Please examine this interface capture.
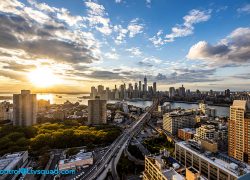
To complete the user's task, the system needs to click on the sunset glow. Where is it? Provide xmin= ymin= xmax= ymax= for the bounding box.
xmin=28 ymin=67 xmax=61 ymax=88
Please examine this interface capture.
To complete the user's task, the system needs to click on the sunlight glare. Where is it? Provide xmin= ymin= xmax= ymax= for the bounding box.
xmin=28 ymin=67 xmax=61 ymax=88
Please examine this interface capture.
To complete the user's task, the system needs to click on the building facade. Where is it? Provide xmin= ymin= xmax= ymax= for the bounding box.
xmin=88 ymin=96 xmax=107 ymax=125
xmin=228 ymin=100 xmax=250 ymax=164
xmin=175 ymin=141 xmax=250 ymax=180
xmin=13 ymin=90 xmax=37 ymax=126
xmin=163 ymin=110 xmax=196 ymax=135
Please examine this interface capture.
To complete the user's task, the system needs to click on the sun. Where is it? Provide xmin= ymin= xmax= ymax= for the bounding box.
xmin=28 ymin=67 xmax=61 ymax=88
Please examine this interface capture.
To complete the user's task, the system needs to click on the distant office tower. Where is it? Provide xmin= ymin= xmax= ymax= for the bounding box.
xmin=90 ymin=86 xmax=97 ymax=99
xmin=144 ymin=76 xmax=147 ymax=92
xmin=139 ymin=81 xmax=142 ymax=92
xmin=225 ymin=89 xmax=230 ymax=97
xmin=97 ymin=85 xmax=104 ymax=95
xmin=179 ymin=84 xmax=185 ymax=97
xmin=169 ymin=87 xmax=175 ymax=97
xmin=228 ymin=100 xmax=250 ymax=163
xmin=88 ymin=96 xmax=107 ymax=125
xmin=153 ymin=82 xmax=156 ymax=94
xmin=13 ymin=90 xmax=37 ymax=126
xmin=142 ymin=84 xmax=146 ymax=93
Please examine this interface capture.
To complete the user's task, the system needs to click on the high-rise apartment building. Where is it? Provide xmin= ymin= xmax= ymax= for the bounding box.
xmin=13 ymin=90 xmax=37 ymax=126
xmin=228 ymin=100 xmax=250 ymax=163
xmin=88 ymin=96 xmax=107 ymax=125
xmin=0 ymin=101 xmax=12 ymax=121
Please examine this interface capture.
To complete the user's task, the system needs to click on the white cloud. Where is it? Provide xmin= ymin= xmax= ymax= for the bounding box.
xmin=126 ymin=47 xmax=142 ymax=56
xmin=114 ymin=25 xmax=128 ymax=44
xmin=150 ymin=9 xmax=211 ymax=46
xmin=56 ymin=8 xmax=83 ymax=26
xmin=85 ymin=1 xmax=105 ymax=16
xmin=237 ymin=4 xmax=250 ymax=14
xmin=104 ymin=52 xmax=119 ymax=60
xmin=187 ymin=27 xmax=250 ymax=66
xmin=115 ymin=0 xmax=122 ymax=3
xmin=0 ymin=0 xmax=24 ymax=14
xmin=165 ymin=9 xmax=211 ymax=42
xmin=84 ymin=1 xmax=112 ymax=35
xmin=27 ymin=0 xmax=57 ymax=13
xmin=142 ymin=57 xmax=162 ymax=64
xmin=127 ymin=18 xmax=144 ymax=37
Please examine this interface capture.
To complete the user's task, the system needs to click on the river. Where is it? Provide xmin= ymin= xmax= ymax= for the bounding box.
xmin=0 ymin=93 xmax=229 ymax=117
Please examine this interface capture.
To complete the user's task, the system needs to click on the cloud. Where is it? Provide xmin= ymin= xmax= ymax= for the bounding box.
xmin=114 ymin=19 xmax=144 ymax=44
xmin=115 ymin=0 xmax=122 ymax=3
xmin=0 ymin=1 xmax=101 ymax=64
xmin=231 ymin=73 xmax=250 ymax=79
xmin=104 ymin=52 xmax=119 ymax=60
xmin=2 ymin=61 xmax=36 ymax=72
xmin=0 ymin=69 xmax=27 ymax=82
xmin=127 ymin=18 xmax=144 ymax=37
xmin=187 ymin=27 xmax=250 ymax=66
xmin=126 ymin=47 xmax=142 ymax=56
xmin=84 ymin=1 xmax=112 ymax=35
xmin=138 ymin=56 xmax=162 ymax=67
xmin=155 ymin=68 xmax=220 ymax=84
xmin=237 ymin=4 xmax=250 ymax=14
xmin=150 ymin=9 xmax=211 ymax=46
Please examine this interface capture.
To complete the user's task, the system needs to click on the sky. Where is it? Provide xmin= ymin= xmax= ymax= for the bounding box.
xmin=0 ymin=0 xmax=250 ymax=93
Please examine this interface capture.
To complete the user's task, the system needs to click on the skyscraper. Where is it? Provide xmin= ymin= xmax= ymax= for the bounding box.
xmin=139 ymin=81 xmax=142 ymax=92
xmin=228 ymin=100 xmax=250 ymax=163
xmin=169 ymin=87 xmax=175 ymax=97
xmin=97 ymin=85 xmax=104 ymax=95
xmin=179 ymin=84 xmax=185 ymax=97
xmin=90 ymin=86 xmax=97 ymax=99
xmin=153 ymin=82 xmax=156 ymax=94
xmin=88 ymin=96 xmax=107 ymax=125
xmin=13 ymin=90 xmax=37 ymax=126
xmin=144 ymin=76 xmax=147 ymax=92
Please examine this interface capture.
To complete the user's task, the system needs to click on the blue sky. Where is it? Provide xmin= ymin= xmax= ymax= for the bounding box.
xmin=0 ymin=0 xmax=249 ymax=92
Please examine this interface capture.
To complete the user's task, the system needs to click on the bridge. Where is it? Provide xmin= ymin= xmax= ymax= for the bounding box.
xmin=75 ymin=98 xmax=160 ymax=180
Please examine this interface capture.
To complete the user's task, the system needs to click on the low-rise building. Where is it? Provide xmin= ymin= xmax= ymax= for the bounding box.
xmin=0 ymin=151 xmax=28 ymax=180
xmin=114 ymin=113 xmax=124 ymax=123
xmin=194 ymin=125 xmax=216 ymax=141
xmin=178 ymin=128 xmax=195 ymax=141
xmin=143 ymin=153 xmax=185 ymax=180
xmin=58 ymin=151 xmax=93 ymax=171
xmin=163 ymin=110 xmax=196 ymax=135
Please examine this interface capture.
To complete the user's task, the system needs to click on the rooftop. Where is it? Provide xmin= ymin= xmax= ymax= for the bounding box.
xmin=59 ymin=151 xmax=93 ymax=165
xmin=166 ymin=110 xmax=194 ymax=117
xmin=231 ymin=100 xmax=250 ymax=110
xmin=0 ymin=151 xmax=27 ymax=170
xmin=147 ymin=153 xmax=185 ymax=180
xmin=177 ymin=141 xmax=250 ymax=178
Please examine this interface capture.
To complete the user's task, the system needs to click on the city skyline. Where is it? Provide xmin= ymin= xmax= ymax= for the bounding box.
xmin=0 ymin=0 xmax=250 ymax=93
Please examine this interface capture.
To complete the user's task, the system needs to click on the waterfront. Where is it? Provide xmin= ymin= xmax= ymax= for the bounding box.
xmin=1 ymin=93 xmax=229 ymax=117
xmin=168 ymin=102 xmax=229 ymax=117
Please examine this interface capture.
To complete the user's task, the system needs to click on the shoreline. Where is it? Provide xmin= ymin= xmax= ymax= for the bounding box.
xmin=166 ymin=101 xmax=230 ymax=107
